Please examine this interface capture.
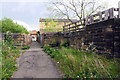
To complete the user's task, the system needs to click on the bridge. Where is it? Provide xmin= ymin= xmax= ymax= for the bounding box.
xmin=39 ymin=8 xmax=120 ymax=58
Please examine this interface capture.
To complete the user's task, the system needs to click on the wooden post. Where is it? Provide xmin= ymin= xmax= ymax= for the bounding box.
xmin=63 ymin=26 xmax=65 ymax=31
xmin=118 ymin=7 xmax=120 ymax=18
xmin=75 ymin=23 xmax=77 ymax=32
xmin=90 ymin=15 xmax=94 ymax=24
xmin=99 ymin=12 xmax=102 ymax=21
xmin=69 ymin=24 xmax=70 ymax=33
xmin=109 ymin=8 xmax=114 ymax=19
xmin=85 ymin=17 xmax=88 ymax=25
xmin=118 ymin=1 xmax=120 ymax=18
xmin=104 ymin=10 xmax=109 ymax=20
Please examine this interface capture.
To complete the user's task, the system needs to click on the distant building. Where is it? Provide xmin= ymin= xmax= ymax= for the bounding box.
xmin=29 ymin=30 xmax=37 ymax=41
xmin=39 ymin=18 xmax=78 ymax=34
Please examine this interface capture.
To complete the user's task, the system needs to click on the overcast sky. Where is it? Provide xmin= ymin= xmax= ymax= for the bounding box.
xmin=0 ymin=0 xmax=120 ymax=31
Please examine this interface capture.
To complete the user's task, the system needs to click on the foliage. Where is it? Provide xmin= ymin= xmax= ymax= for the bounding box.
xmin=44 ymin=18 xmax=63 ymax=32
xmin=43 ymin=46 xmax=120 ymax=78
xmin=88 ymin=42 xmax=96 ymax=51
xmin=61 ymin=41 xmax=70 ymax=47
xmin=21 ymin=46 xmax=30 ymax=50
xmin=0 ymin=43 xmax=2 ymax=79
xmin=4 ymin=31 xmax=13 ymax=46
xmin=2 ymin=33 xmax=21 ymax=78
xmin=1 ymin=18 xmax=29 ymax=34
xmin=43 ymin=45 xmax=60 ymax=58
xmin=43 ymin=45 xmax=55 ymax=54
xmin=37 ymin=31 xmax=40 ymax=36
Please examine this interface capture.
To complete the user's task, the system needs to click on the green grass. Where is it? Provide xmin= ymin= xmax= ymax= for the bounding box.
xmin=43 ymin=46 xmax=120 ymax=78
xmin=21 ymin=46 xmax=30 ymax=50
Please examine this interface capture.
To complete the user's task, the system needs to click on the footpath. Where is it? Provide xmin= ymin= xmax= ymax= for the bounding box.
xmin=13 ymin=42 xmax=62 ymax=78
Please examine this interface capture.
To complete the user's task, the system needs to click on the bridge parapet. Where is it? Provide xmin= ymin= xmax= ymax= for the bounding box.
xmin=63 ymin=8 xmax=120 ymax=32
xmin=39 ymin=8 xmax=120 ymax=58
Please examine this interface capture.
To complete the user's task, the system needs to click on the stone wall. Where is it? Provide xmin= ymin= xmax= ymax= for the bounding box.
xmin=38 ymin=19 xmax=120 ymax=58
xmin=3 ymin=33 xmax=32 ymax=46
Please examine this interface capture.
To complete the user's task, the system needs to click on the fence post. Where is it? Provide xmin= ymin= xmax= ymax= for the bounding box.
xmin=118 ymin=1 xmax=120 ymax=18
xmin=85 ymin=17 xmax=88 ymax=26
xmin=109 ymin=8 xmax=114 ymax=19
xmin=104 ymin=10 xmax=109 ymax=20
xmin=75 ymin=23 xmax=77 ymax=32
xmin=118 ymin=7 xmax=120 ymax=18
xmin=99 ymin=12 xmax=102 ymax=21
xmin=69 ymin=24 xmax=70 ymax=33
xmin=63 ymin=26 xmax=65 ymax=31
xmin=90 ymin=15 xmax=94 ymax=23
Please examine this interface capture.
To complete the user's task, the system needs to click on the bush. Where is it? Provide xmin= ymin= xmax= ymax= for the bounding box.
xmin=43 ymin=45 xmax=59 ymax=56
xmin=21 ymin=46 xmax=30 ymax=50
xmin=61 ymin=41 xmax=70 ymax=47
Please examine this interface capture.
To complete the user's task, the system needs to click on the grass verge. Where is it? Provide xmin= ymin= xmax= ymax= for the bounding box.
xmin=2 ymin=41 xmax=21 ymax=78
xmin=43 ymin=46 xmax=120 ymax=78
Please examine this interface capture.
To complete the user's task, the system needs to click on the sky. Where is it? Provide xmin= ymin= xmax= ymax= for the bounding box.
xmin=0 ymin=0 xmax=120 ymax=31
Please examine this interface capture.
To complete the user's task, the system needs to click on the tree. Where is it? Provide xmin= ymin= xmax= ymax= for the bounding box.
xmin=44 ymin=18 xmax=63 ymax=32
xmin=1 ymin=18 xmax=29 ymax=34
xmin=37 ymin=31 xmax=40 ymax=36
xmin=48 ymin=0 xmax=107 ymax=22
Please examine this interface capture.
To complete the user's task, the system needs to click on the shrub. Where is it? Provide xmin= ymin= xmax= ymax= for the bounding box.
xmin=43 ymin=45 xmax=59 ymax=56
xmin=21 ymin=46 xmax=30 ymax=50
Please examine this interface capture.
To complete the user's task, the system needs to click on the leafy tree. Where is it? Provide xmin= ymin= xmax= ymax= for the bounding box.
xmin=37 ymin=31 xmax=40 ymax=34
xmin=37 ymin=31 xmax=40 ymax=36
xmin=1 ymin=18 xmax=29 ymax=34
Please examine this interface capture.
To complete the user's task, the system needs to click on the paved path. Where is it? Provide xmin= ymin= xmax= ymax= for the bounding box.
xmin=13 ymin=42 xmax=62 ymax=78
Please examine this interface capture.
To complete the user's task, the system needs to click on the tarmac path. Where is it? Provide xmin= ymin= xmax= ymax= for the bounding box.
xmin=13 ymin=42 xmax=62 ymax=78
